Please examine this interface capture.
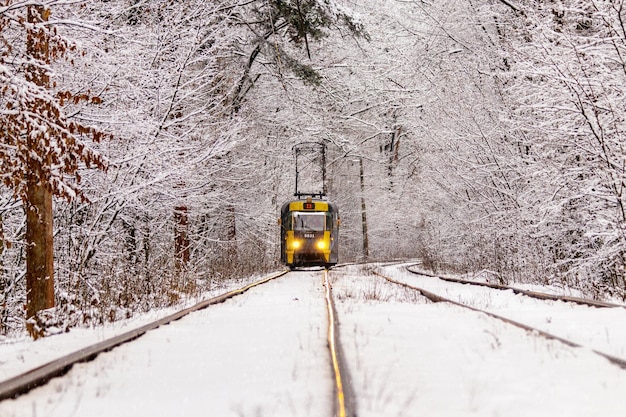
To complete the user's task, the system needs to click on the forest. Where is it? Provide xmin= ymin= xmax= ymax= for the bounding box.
xmin=1 ymin=0 xmax=625 ymax=337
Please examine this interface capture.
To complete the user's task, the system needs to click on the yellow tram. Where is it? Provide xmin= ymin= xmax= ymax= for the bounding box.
xmin=280 ymin=197 xmax=339 ymax=269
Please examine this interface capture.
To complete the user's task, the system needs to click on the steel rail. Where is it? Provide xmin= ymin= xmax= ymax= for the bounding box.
xmin=0 ymin=270 xmax=289 ymax=402
xmin=406 ymin=266 xmax=625 ymax=309
xmin=323 ymin=269 xmax=357 ymax=417
xmin=374 ymin=271 xmax=626 ymax=370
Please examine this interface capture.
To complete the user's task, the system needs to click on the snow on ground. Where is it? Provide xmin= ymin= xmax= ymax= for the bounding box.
xmin=2 ymin=264 xmax=626 ymax=416
xmin=0 ymin=272 xmax=331 ymax=417
xmin=381 ymin=265 xmax=626 ymax=359
xmin=0 ymin=276 xmax=263 ymax=383
xmin=333 ymin=265 xmax=626 ymax=417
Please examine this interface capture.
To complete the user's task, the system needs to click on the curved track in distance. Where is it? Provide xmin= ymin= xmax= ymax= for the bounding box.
xmin=406 ymin=265 xmax=625 ymax=309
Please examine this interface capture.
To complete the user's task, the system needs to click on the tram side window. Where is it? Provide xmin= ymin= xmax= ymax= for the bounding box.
xmin=326 ymin=213 xmax=333 ymax=231
xmin=284 ymin=213 xmax=292 ymax=231
xmin=293 ymin=212 xmax=325 ymax=231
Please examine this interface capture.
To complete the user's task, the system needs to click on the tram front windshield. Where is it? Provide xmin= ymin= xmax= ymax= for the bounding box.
xmin=293 ymin=212 xmax=325 ymax=231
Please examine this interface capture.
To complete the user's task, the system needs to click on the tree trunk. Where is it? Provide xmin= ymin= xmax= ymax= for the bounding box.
xmin=25 ymin=5 xmax=55 ymax=337
xmin=359 ymin=158 xmax=369 ymax=260
xmin=174 ymin=205 xmax=190 ymax=272
xmin=225 ymin=204 xmax=237 ymax=262
xmin=0 ymin=212 xmax=4 ymax=304
xmin=25 ymin=180 xmax=55 ymax=324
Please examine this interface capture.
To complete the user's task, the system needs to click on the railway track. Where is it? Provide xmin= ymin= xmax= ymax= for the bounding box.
xmin=374 ymin=268 xmax=626 ymax=370
xmin=405 ymin=265 xmax=625 ymax=309
xmin=0 ymin=270 xmax=289 ymax=402
xmin=1 ymin=268 xmax=356 ymax=417
xmin=328 ymin=264 xmax=626 ymax=416
xmin=4 ymin=263 xmax=623 ymax=416
xmin=323 ymin=269 xmax=356 ymax=417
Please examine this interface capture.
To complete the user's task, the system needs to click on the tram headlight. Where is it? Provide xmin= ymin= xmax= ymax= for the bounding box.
xmin=316 ymin=240 xmax=327 ymax=250
xmin=291 ymin=240 xmax=302 ymax=250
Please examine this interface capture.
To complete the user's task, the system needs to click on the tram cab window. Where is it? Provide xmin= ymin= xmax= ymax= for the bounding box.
xmin=292 ymin=212 xmax=325 ymax=231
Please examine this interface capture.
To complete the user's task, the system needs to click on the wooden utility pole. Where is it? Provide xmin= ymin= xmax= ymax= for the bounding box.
xmin=25 ymin=5 xmax=55 ymax=334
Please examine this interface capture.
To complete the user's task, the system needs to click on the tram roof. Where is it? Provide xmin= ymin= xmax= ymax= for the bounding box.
xmin=281 ymin=199 xmax=338 ymax=215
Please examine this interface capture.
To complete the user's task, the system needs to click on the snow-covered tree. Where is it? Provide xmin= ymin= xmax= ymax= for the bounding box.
xmin=1 ymin=2 xmax=107 ymax=337
xmin=499 ymin=0 xmax=626 ymax=294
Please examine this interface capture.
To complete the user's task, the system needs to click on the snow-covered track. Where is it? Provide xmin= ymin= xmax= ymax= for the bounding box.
xmin=374 ymin=271 xmax=626 ymax=370
xmin=406 ymin=266 xmax=625 ymax=309
xmin=0 ymin=270 xmax=288 ymax=402
xmin=323 ymin=269 xmax=357 ymax=417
